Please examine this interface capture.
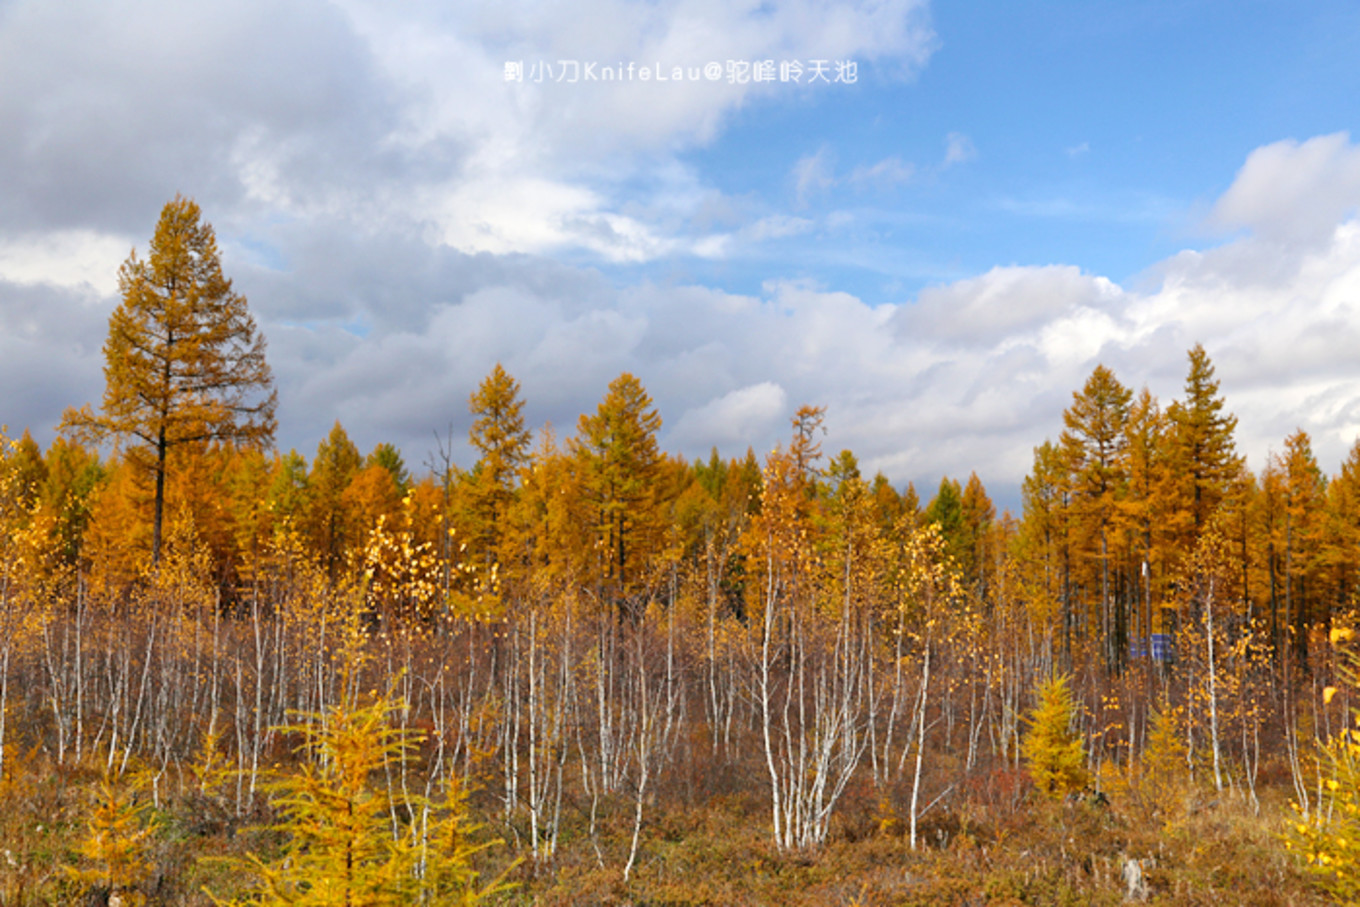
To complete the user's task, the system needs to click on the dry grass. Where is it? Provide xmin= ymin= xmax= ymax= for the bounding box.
xmin=0 ymin=751 xmax=1332 ymax=906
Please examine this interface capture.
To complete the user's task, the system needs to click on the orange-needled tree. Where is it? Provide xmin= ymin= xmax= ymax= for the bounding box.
xmin=64 ymin=195 xmax=276 ymax=564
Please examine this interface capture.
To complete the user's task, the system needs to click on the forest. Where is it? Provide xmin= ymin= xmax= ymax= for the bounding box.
xmin=2 ymin=199 xmax=1358 ymax=905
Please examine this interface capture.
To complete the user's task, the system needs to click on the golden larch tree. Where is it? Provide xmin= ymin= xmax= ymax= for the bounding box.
xmin=64 ymin=195 xmax=275 ymax=564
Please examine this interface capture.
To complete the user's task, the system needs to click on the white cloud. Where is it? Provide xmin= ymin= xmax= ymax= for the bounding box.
xmin=669 ymin=382 xmax=789 ymax=450
xmin=0 ymin=0 xmax=938 ymax=266
xmin=849 ymin=156 xmax=916 ymax=187
xmin=792 ymin=147 xmax=837 ymax=207
xmin=943 ymin=131 xmax=976 ymax=167
xmin=329 ymin=0 xmax=937 ymax=259
xmin=1210 ymin=132 xmax=1360 ymax=247
xmin=0 ymin=230 xmax=132 ymax=295
xmin=741 ymin=215 xmax=815 ymax=242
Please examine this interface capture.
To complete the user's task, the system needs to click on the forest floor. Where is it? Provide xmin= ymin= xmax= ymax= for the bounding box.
xmin=0 ymin=754 xmax=1329 ymax=906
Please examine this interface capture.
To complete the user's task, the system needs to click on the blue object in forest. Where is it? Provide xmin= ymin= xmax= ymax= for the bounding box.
xmin=1129 ymin=638 xmax=1149 ymax=659
xmin=1150 ymin=633 xmax=1173 ymax=663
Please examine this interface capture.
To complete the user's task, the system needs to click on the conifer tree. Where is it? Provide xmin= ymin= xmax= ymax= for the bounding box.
xmin=572 ymin=373 xmax=666 ymax=609
xmin=63 ymin=195 xmax=275 ymax=564
xmin=211 ymin=689 xmax=502 ymax=905
xmin=465 ymin=363 xmax=531 ymax=569
xmin=1022 ymin=673 xmax=1089 ymax=797
xmin=365 ymin=443 xmax=410 ymax=494
xmin=66 ymin=778 xmax=154 ymax=906
xmin=306 ymin=421 xmax=362 ymax=579
xmin=925 ymin=476 xmax=965 ymax=563
xmin=1167 ymin=344 xmax=1240 ymax=543
xmin=1061 ymin=364 xmax=1132 ymax=672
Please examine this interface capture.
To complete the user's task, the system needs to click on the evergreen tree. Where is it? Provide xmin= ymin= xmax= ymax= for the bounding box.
xmin=365 ymin=443 xmax=410 ymax=494
xmin=925 ymin=476 xmax=965 ymax=563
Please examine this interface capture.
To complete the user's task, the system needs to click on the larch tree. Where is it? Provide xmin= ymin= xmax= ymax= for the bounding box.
xmin=1119 ymin=387 xmax=1169 ymax=645
xmin=1060 ymin=364 xmax=1132 ymax=672
xmin=572 ymin=373 xmax=666 ymax=612
xmin=63 ymin=195 xmax=275 ymax=564
xmin=1166 ymin=344 xmax=1240 ymax=546
xmin=1022 ymin=673 xmax=1089 ymax=798
xmin=466 ymin=363 xmax=531 ymax=571
xmin=959 ymin=472 xmax=996 ymax=598
xmin=1325 ymin=440 xmax=1360 ymax=619
xmin=1278 ymin=429 xmax=1328 ymax=664
xmin=306 ymin=421 xmax=362 ymax=580
xmin=1021 ymin=440 xmax=1074 ymax=660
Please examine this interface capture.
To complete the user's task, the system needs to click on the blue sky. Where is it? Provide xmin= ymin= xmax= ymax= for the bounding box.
xmin=3 ymin=0 xmax=1360 ymax=510
xmin=627 ymin=0 xmax=1360 ymax=297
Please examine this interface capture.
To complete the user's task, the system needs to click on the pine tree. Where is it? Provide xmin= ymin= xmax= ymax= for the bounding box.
xmin=1022 ymin=673 xmax=1089 ymax=797
xmin=365 ymin=443 xmax=410 ymax=494
xmin=925 ymin=476 xmax=965 ymax=563
xmin=63 ymin=195 xmax=275 ymax=564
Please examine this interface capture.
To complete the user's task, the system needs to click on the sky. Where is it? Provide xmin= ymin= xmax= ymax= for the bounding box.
xmin=3 ymin=0 xmax=1360 ymax=511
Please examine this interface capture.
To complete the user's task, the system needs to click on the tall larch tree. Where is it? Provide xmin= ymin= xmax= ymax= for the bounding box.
xmin=1118 ymin=387 xmax=1168 ymax=644
xmin=466 ymin=363 xmax=531 ymax=574
xmin=63 ymin=195 xmax=275 ymax=564
xmin=959 ymin=472 xmax=996 ymax=600
xmin=1279 ymin=429 xmax=1327 ymax=663
xmin=307 ymin=421 xmax=362 ymax=580
xmin=1166 ymin=344 xmax=1240 ymax=550
xmin=1060 ymin=364 xmax=1132 ymax=672
xmin=1021 ymin=440 xmax=1073 ymax=661
xmin=572 ymin=373 xmax=667 ymax=612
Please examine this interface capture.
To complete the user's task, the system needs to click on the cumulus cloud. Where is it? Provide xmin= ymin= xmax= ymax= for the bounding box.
xmin=0 ymin=0 xmax=937 ymax=266
xmin=16 ymin=131 xmax=1360 ymax=504
xmin=1210 ymin=132 xmax=1360 ymax=247
xmin=0 ymin=230 xmax=134 ymax=295
xmin=669 ymin=382 xmax=789 ymax=450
